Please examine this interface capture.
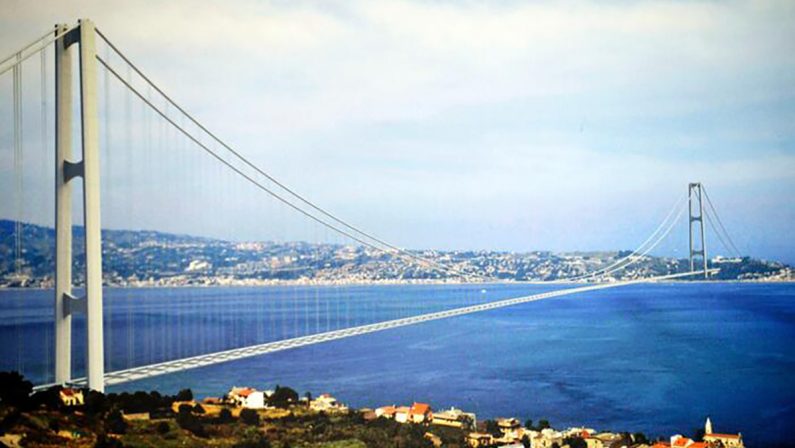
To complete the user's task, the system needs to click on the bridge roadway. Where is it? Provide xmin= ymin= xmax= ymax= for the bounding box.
xmin=46 ymin=270 xmax=714 ymax=389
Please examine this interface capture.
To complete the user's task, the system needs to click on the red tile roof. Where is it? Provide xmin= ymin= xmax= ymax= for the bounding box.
xmin=61 ymin=388 xmax=77 ymax=397
xmin=378 ymin=406 xmax=396 ymax=415
xmin=232 ymin=387 xmax=255 ymax=398
xmin=410 ymin=402 xmax=431 ymax=415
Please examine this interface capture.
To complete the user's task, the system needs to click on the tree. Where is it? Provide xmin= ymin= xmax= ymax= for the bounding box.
xmin=240 ymin=408 xmax=261 ymax=426
xmin=693 ymin=428 xmax=706 ymax=441
xmin=538 ymin=419 xmax=551 ymax=430
xmin=30 ymin=386 xmax=65 ymax=411
xmin=94 ymin=434 xmax=125 ymax=448
xmin=85 ymin=390 xmax=109 ymax=417
xmin=193 ymin=403 xmax=205 ymax=414
xmin=176 ymin=406 xmax=206 ymax=437
xmin=268 ymin=386 xmax=298 ymax=408
xmin=633 ymin=432 xmax=649 ymax=444
xmin=484 ymin=420 xmax=502 ymax=437
xmin=156 ymin=421 xmax=170 ymax=435
xmin=176 ymin=389 xmax=193 ymax=402
xmin=217 ymin=408 xmax=234 ymax=424
xmin=524 ymin=419 xmax=534 ymax=430
xmin=0 ymin=371 xmax=33 ymax=409
xmin=106 ymin=409 xmax=128 ymax=434
xmin=563 ymin=437 xmax=587 ymax=448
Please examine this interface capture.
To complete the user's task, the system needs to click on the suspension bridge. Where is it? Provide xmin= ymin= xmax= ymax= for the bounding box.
xmin=0 ymin=20 xmax=741 ymax=393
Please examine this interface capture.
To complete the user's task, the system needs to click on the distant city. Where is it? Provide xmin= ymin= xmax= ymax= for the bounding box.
xmin=0 ymin=219 xmax=791 ymax=288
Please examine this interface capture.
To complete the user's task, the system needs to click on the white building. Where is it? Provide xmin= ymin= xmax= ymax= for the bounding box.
xmin=310 ymin=393 xmax=348 ymax=412
xmin=227 ymin=386 xmax=268 ymax=409
xmin=59 ymin=388 xmax=84 ymax=406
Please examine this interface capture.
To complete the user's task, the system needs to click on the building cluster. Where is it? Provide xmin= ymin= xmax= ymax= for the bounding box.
xmin=466 ymin=420 xmax=634 ymax=448
xmin=369 ymin=401 xmax=746 ymax=448
xmin=374 ymin=402 xmax=435 ymax=425
xmin=50 ymin=385 xmax=748 ymax=448
xmin=652 ymin=418 xmax=744 ymax=448
xmin=372 ymin=402 xmax=478 ymax=430
xmin=223 ymin=386 xmax=347 ymax=413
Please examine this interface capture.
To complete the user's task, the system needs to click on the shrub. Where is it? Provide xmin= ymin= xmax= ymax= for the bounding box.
xmin=176 ymin=410 xmax=206 ymax=437
xmin=156 ymin=421 xmax=170 ymax=435
xmin=106 ymin=410 xmax=128 ymax=434
xmin=175 ymin=389 xmax=193 ymax=402
xmin=218 ymin=408 xmax=234 ymax=424
xmin=0 ymin=371 xmax=33 ymax=409
xmin=31 ymin=386 xmax=64 ymax=411
xmin=240 ymin=408 xmax=260 ymax=426
xmin=268 ymin=386 xmax=298 ymax=408
xmin=94 ymin=434 xmax=125 ymax=448
xmin=84 ymin=390 xmax=109 ymax=417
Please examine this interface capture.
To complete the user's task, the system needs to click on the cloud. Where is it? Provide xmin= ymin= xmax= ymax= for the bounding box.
xmin=0 ymin=0 xmax=793 ymax=261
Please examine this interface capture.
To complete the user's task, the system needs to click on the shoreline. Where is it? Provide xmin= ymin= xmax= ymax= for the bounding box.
xmin=2 ymin=278 xmax=794 ymax=291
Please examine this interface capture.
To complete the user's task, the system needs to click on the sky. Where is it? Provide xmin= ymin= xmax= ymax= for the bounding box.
xmin=0 ymin=0 xmax=794 ymax=263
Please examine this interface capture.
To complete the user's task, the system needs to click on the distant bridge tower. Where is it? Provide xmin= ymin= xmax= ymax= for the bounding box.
xmin=54 ymin=19 xmax=105 ymax=392
xmin=688 ymin=182 xmax=708 ymax=279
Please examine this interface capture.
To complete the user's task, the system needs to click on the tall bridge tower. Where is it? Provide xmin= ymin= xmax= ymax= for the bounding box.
xmin=54 ymin=19 xmax=105 ymax=392
xmin=688 ymin=182 xmax=709 ymax=279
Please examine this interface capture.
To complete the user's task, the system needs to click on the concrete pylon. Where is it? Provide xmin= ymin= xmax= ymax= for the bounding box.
xmin=688 ymin=182 xmax=708 ymax=279
xmin=54 ymin=19 xmax=105 ymax=392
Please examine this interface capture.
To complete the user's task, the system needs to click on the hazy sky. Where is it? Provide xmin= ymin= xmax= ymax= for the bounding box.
xmin=1 ymin=0 xmax=793 ymax=263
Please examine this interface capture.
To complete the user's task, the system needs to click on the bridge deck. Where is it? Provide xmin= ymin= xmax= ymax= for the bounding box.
xmin=38 ymin=271 xmax=713 ymax=390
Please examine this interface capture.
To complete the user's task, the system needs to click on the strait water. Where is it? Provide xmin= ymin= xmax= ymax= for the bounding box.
xmin=1 ymin=283 xmax=793 ymax=445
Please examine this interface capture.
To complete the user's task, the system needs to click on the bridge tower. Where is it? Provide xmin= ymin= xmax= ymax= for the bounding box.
xmin=688 ymin=182 xmax=708 ymax=279
xmin=54 ymin=19 xmax=105 ymax=392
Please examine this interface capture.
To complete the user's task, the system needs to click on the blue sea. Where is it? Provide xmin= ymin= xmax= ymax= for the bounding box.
xmin=1 ymin=282 xmax=793 ymax=445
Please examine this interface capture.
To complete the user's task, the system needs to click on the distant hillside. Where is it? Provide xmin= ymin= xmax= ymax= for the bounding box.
xmin=0 ymin=219 xmax=790 ymax=287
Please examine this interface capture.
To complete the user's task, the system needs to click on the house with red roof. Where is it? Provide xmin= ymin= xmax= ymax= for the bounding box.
xmin=227 ymin=386 xmax=267 ymax=409
xmin=59 ymin=388 xmax=84 ymax=406
xmin=375 ymin=405 xmax=397 ymax=419
xmin=394 ymin=406 xmax=412 ymax=423
xmin=409 ymin=402 xmax=432 ymax=424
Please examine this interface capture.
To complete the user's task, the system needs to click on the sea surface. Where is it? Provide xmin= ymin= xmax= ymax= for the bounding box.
xmin=1 ymin=282 xmax=793 ymax=445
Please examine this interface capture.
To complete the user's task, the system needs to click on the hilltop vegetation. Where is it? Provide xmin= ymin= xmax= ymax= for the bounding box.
xmin=0 ymin=372 xmax=458 ymax=448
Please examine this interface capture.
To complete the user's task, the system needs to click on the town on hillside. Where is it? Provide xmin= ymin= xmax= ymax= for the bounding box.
xmin=1 ymin=220 xmax=791 ymax=288
xmin=0 ymin=372 xmax=750 ymax=448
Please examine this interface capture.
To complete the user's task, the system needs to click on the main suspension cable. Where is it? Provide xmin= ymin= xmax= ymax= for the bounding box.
xmin=93 ymin=28 xmax=481 ymax=281
xmin=702 ymin=186 xmax=742 ymax=257
xmin=0 ymin=24 xmax=78 ymax=77
xmin=95 ymin=54 xmax=487 ymax=282
xmin=560 ymin=193 xmax=686 ymax=282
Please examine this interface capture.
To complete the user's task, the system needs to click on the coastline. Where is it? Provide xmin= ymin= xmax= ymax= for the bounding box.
xmin=2 ymin=277 xmax=794 ymax=291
